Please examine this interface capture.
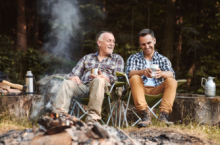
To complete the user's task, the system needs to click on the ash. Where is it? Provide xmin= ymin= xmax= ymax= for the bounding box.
xmin=0 ymin=112 xmax=210 ymax=145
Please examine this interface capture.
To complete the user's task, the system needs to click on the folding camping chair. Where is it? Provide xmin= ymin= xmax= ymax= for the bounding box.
xmin=57 ymin=76 xmax=126 ymax=125
xmin=106 ymin=72 xmax=131 ymax=128
xmin=107 ymin=72 xmax=187 ymax=127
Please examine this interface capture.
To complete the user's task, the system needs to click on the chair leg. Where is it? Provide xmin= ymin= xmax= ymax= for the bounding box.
xmin=115 ymin=100 xmax=118 ymax=126
xmin=120 ymin=91 xmax=132 ymax=127
xmin=75 ymin=101 xmax=88 ymax=119
xmin=100 ymin=119 xmax=105 ymax=124
xmin=119 ymin=100 xmax=122 ymax=128
xmin=124 ymin=91 xmax=131 ymax=119
xmin=122 ymin=101 xmax=128 ymax=128
xmin=77 ymin=105 xmax=80 ymax=118
xmin=106 ymin=100 xmax=117 ymax=125
xmin=131 ymin=109 xmax=141 ymax=127
xmin=70 ymin=101 xmax=77 ymax=116
xmin=147 ymin=106 xmax=158 ymax=119
xmin=108 ymin=96 xmax=114 ymax=127
xmin=148 ymin=98 xmax=162 ymax=119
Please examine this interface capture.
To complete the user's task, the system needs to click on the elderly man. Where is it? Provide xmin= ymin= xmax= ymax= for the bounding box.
xmin=126 ymin=29 xmax=177 ymax=128
xmin=53 ymin=31 xmax=124 ymax=124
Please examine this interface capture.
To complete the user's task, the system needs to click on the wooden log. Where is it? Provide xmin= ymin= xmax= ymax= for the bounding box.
xmin=169 ymin=93 xmax=220 ymax=125
xmin=0 ymin=83 xmax=10 ymax=89
xmin=0 ymin=89 xmax=21 ymax=96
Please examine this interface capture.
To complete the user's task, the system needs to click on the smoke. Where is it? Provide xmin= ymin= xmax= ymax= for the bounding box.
xmin=45 ymin=79 xmax=63 ymax=109
xmin=39 ymin=0 xmax=82 ymax=58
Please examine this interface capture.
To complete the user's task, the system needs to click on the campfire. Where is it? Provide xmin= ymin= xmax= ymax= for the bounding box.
xmin=0 ymin=111 xmax=211 ymax=145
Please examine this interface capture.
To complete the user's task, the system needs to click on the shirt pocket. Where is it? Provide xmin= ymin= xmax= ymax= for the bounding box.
xmin=85 ymin=62 xmax=95 ymax=70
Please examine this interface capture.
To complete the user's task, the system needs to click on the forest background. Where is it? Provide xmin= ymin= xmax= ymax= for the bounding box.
xmin=0 ymin=0 xmax=220 ymax=95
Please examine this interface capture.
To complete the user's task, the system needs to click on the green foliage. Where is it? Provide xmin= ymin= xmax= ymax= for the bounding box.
xmin=195 ymin=52 xmax=220 ymax=95
xmin=0 ymin=35 xmax=77 ymax=84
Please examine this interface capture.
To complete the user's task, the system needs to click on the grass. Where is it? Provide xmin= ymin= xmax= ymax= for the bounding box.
xmin=0 ymin=111 xmax=33 ymax=134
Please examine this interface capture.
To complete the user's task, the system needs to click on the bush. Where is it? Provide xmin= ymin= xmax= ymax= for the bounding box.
xmin=0 ymin=35 xmax=77 ymax=84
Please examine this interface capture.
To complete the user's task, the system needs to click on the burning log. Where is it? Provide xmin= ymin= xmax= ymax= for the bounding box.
xmin=37 ymin=111 xmax=85 ymax=130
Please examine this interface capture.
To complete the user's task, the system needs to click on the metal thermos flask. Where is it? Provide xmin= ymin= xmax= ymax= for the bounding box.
xmin=201 ymin=76 xmax=216 ymax=98
xmin=25 ymin=71 xmax=34 ymax=95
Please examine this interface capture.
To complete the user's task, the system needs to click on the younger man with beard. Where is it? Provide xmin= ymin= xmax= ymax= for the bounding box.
xmin=126 ymin=29 xmax=177 ymax=128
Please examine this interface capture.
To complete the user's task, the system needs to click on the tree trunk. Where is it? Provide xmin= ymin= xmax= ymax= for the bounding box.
xmin=16 ymin=0 xmax=27 ymax=51
xmin=33 ymin=0 xmax=39 ymax=50
xmin=103 ymin=0 xmax=105 ymax=12
xmin=148 ymin=1 xmax=150 ymax=28
xmin=187 ymin=63 xmax=195 ymax=86
xmin=161 ymin=0 xmax=176 ymax=60
xmin=176 ymin=16 xmax=183 ymax=78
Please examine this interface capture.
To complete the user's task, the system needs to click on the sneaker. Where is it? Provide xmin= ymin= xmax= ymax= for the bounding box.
xmin=158 ymin=111 xmax=173 ymax=126
xmin=137 ymin=109 xmax=152 ymax=128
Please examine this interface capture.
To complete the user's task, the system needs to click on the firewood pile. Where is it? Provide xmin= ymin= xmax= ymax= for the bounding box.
xmin=0 ymin=111 xmax=211 ymax=145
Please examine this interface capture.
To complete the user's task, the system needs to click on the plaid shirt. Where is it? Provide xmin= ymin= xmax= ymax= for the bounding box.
xmin=69 ymin=51 xmax=124 ymax=85
xmin=126 ymin=51 xmax=175 ymax=87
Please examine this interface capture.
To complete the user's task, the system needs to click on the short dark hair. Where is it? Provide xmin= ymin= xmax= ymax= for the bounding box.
xmin=137 ymin=29 xmax=155 ymax=39
xmin=95 ymin=31 xmax=114 ymax=42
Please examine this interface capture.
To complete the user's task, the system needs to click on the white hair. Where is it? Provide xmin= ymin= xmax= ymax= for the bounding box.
xmin=98 ymin=33 xmax=105 ymax=41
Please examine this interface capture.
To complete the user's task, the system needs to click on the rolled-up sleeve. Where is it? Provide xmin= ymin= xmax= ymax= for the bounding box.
xmin=161 ymin=57 xmax=175 ymax=79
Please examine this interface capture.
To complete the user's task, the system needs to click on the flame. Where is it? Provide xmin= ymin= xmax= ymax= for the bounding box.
xmin=51 ymin=113 xmax=55 ymax=118
xmin=56 ymin=113 xmax=59 ymax=118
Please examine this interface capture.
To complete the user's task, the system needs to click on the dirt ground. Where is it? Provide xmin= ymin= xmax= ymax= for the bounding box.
xmin=0 ymin=125 xmax=217 ymax=145
xmin=125 ymin=127 xmax=215 ymax=145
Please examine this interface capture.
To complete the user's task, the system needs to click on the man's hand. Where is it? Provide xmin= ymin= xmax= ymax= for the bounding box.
xmin=154 ymin=68 xmax=163 ymax=79
xmin=69 ymin=76 xmax=82 ymax=84
xmin=142 ymin=68 xmax=153 ymax=78
xmin=90 ymin=70 xmax=110 ymax=83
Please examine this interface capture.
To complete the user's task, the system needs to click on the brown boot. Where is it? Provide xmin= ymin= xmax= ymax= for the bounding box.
xmin=158 ymin=111 xmax=174 ymax=126
xmin=137 ymin=109 xmax=152 ymax=128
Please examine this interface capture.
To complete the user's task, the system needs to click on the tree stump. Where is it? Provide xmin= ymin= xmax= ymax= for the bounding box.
xmin=169 ymin=93 xmax=220 ymax=125
xmin=0 ymin=95 xmax=44 ymax=119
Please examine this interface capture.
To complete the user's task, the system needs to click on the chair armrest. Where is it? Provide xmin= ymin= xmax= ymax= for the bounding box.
xmin=114 ymin=81 xmax=126 ymax=87
xmin=54 ymin=76 xmax=64 ymax=80
xmin=116 ymin=71 xmax=130 ymax=85
xmin=116 ymin=71 xmax=127 ymax=77
xmin=177 ymin=79 xmax=187 ymax=87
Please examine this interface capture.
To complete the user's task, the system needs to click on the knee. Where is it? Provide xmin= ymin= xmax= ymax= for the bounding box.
xmin=164 ymin=78 xmax=177 ymax=87
xmin=61 ymin=80 xmax=77 ymax=88
xmin=129 ymin=75 xmax=142 ymax=84
xmin=92 ymin=77 xmax=105 ymax=84
xmin=61 ymin=80 xmax=70 ymax=88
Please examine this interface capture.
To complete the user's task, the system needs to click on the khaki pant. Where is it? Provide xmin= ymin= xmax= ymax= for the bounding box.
xmin=53 ymin=78 xmax=111 ymax=121
xmin=129 ymin=75 xmax=177 ymax=114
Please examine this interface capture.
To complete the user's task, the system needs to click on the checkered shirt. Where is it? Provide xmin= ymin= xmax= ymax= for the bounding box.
xmin=126 ymin=51 xmax=175 ymax=87
xmin=69 ymin=51 xmax=124 ymax=85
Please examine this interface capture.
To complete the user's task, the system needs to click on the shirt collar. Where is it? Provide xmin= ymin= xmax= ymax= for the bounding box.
xmin=139 ymin=50 xmax=159 ymax=61
xmin=95 ymin=51 xmax=113 ymax=58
